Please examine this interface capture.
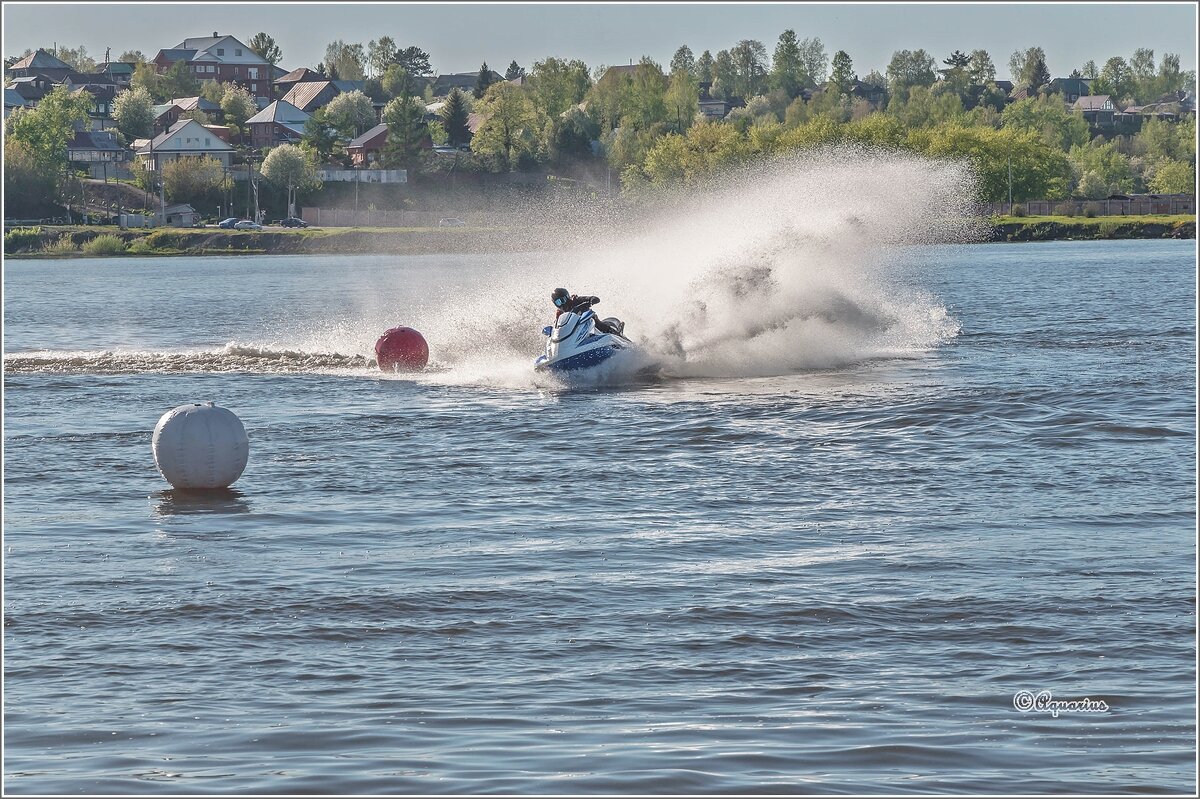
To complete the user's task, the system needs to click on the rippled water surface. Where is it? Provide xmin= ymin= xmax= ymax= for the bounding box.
xmin=3 ymin=240 xmax=1196 ymax=794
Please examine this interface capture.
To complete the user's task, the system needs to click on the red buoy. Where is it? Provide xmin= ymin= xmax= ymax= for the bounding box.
xmin=375 ymin=326 xmax=429 ymax=372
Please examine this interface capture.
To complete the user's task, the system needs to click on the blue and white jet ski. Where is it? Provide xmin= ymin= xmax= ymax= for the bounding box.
xmin=534 ymin=308 xmax=640 ymax=377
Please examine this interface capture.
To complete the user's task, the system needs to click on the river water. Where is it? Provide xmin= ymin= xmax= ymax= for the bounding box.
xmin=3 ymin=239 xmax=1195 ymax=793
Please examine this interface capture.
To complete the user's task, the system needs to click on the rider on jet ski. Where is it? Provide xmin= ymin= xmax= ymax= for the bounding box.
xmin=552 ymin=287 xmax=618 ymax=334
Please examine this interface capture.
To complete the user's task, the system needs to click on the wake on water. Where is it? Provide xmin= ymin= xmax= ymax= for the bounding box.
xmin=6 ymin=148 xmax=984 ymax=387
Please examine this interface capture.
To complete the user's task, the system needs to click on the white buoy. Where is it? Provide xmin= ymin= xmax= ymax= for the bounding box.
xmin=152 ymin=402 xmax=249 ymax=489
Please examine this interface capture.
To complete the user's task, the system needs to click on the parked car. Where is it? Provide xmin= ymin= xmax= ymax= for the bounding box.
xmin=278 ymin=217 xmax=308 ymax=228
xmin=234 ymin=220 xmax=262 ymax=230
xmin=217 ymin=217 xmax=239 ymax=229
xmin=432 ymin=145 xmax=457 ymax=154
xmin=438 ymin=218 xmax=467 ymax=227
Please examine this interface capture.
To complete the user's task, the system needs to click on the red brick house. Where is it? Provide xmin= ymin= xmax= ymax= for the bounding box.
xmin=245 ymin=99 xmax=311 ymax=147
xmin=153 ymin=33 xmax=273 ymax=100
xmin=347 ymin=123 xmax=389 ymax=166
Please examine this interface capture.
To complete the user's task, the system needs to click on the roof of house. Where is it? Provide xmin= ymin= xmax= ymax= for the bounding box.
xmin=160 ymin=34 xmax=269 ymax=66
xmin=246 ymin=98 xmax=311 ymax=125
xmin=139 ymin=118 xmax=235 ymax=152
xmin=348 ymin=123 xmax=388 ymax=148
xmin=64 ymin=71 xmax=118 ymax=85
xmin=99 ymin=61 xmax=135 ymax=74
xmin=5 ymin=87 xmax=28 ymax=107
xmin=1074 ymin=94 xmax=1112 ymax=111
xmin=601 ymin=65 xmax=640 ymax=80
xmin=332 ymin=80 xmax=365 ymax=93
xmin=274 ymin=66 xmax=322 ymax=85
xmin=152 ymin=103 xmax=178 ymax=117
xmin=171 ymin=96 xmax=221 ymax=112
xmin=158 ymin=48 xmax=198 ymax=63
xmin=67 ymin=130 xmax=125 ymax=151
xmin=994 ymin=80 xmax=1014 ymax=92
xmin=8 ymin=49 xmax=71 ymax=71
xmin=71 ymin=84 xmax=118 ymax=101
xmin=281 ymin=80 xmax=338 ymax=110
xmin=164 ymin=203 xmax=197 ymax=214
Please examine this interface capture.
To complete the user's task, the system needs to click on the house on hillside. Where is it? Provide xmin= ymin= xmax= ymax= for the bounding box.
xmin=8 ymin=75 xmax=53 ymax=106
xmin=6 ymin=49 xmax=73 ymax=81
xmin=280 ymin=79 xmax=343 ymax=113
xmin=347 ymin=123 xmax=389 ymax=166
xmin=1074 ymin=94 xmax=1116 ymax=126
xmin=71 ymin=84 xmax=118 ymax=130
xmin=4 ymin=87 xmax=28 ymax=118
xmin=153 ymin=32 xmax=273 ymax=100
xmin=246 ymin=99 xmax=311 ymax=147
xmin=67 ymin=129 xmax=129 ymax=179
xmin=697 ymin=82 xmax=744 ymax=120
xmin=171 ymin=95 xmax=224 ymax=121
xmin=152 ymin=102 xmax=183 ymax=134
xmin=598 ymin=64 xmax=640 ymax=84
xmin=431 ymin=69 xmax=503 ymax=96
xmin=1046 ymin=77 xmax=1090 ymax=104
xmin=136 ymin=118 xmax=235 ymax=171
xmin=273 ymin=66 xmax=323 ymax=97
xmin=97 ymin=61 xmax=134 ymax=86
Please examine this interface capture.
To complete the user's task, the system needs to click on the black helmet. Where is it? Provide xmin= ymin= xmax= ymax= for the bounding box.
xmin=551 ymin=287 xmax=570 ymax=309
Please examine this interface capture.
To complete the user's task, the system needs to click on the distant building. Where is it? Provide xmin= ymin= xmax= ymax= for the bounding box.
xmin=431 ymin=69 xmax=503 ymax=96
xmin=245 ymin=99 xmax=311 ymax=147
xmin=170 ymin=95 xmax=224 ymax=121
xmin=8 ymin=74 xmax=53 ymax=106
xmin=152 ymin=102 xmax=183 ymax=135
xmin=153 ymin=32 xmax=273 ymax=99
xmin=136 ymin=118 xmax=235 ymax=171
xmin=273 ymin=66 xmax=323 ymax=97
xmin=347 ymin=123 xmax=390 ymax=166
xmin=6 ymin=49 xmax=73 ymax=81
xmin=280 ymin=79 xmax=343 ymax=113
xmin=4 ymin=87 xmax=28 ymax=118
xmin=697 ymin=82 xmax=744 ymax=120
xmin=71 ymin=84 xmax=118 ymax=130
xmin=1046 ymin=77 xmax=1090 ymax=104
xmin=1074 ymin=94 xmax=1116 ymax=126
xmin=163 ymin=202 xmax=201 ymax=227
xmin=67 ymin=129 xmax=129 ymax=178
xmin=97 ymin=61 xmax=135 ymax=86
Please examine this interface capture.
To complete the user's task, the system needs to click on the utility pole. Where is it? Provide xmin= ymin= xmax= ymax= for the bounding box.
xmin=1008 ymin=156 xmax=1013 ymax=207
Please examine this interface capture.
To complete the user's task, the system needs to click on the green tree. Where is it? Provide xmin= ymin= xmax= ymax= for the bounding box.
xmin=1149 ymin=160 xmax=1195 ymax=194
xmin=200 ymin=80 xmax=226 ymax=104
xmin=439 ymin=87 xmax=472 ymax=146
xmin=471 ymin=81 xmax=537 ymax=170
xmin=5 ymin=85 xmax=93 ymax=174
xmin=162 ymin=60 xmax=200 ymax=100
xmin=3 ymin=139 xmax=61 ymax=216
xmin=247 ymin=32 xmax=282 ymax=66
xmin=770 ymin=30 xmax=805 ymax=98
xmin=367 ymin=36 xmax=398 ymax=77
xmin=886 ymin=49 xmax=937 ymax=99
xmin=624 ymin=58 xmax=669 ymax=130
xmin=381 ymin=64 xmax=415 ymax=100
xmin=55 ymin=44 xmax=96 ymax=72
xmin=670 ymin=45 xmax=696 ymax=79
xmin=1081 ymin=60 xmax=1099 ymax=79
xmin=301 ymin=109 xmax=338 ymax=162
xmin=939 ymin=50 xmax=971 ymax=95
xmin=1099 ymin=56 xmax=1133 ymax=102
xmin=696 ymin=50 xmax=715 ymax=83
xmin=474 ymin=62 xmax=497 ymax=99
xmin=1069 ymin=140 xmax=1134 ymax=197
xmin=712 ymin=49 xmax=736 ymax=99
xmin=665 ymin=67 xmax=700 ymax=132
xmin=261 ymin=144 xmax=319 ymax=216
xmin=1129 ymin=47 xmax=1156 ymax=102
xmin=529 ymin=57 xmax=591 ymax=118
xmin=830 ymin=50 xmax=855 ymax=96
xmin=324 ymin=90 xmax=376 ymax=138
xmin=1001 ymin=94 xmax=1089 ymax=151
xmin=162 ymin=155 xmax=224 ymax=208
xmin=921 ymin=124 xmax=1071 ymax=200
xmin=1008 ymin=46 xmax=1046 ymax=85
xmin=112 ymin=85 xmax=155 ymax=140
xmin=967 ymin=50 xmax=996 ymax=84
xmin=506 ymin=60 xmax=525 ymax=80
xmin=798 ymin=37 xmax=829 ymax=86
xmin=220 ymin=83 xmax=257 ymax=131
xmin=381 ymin=95 xmax=428 ymax=168
xmin=1025 ymin=51 xmax=1051 ymax=92
xmin=118 ymin=49 xmax=147 ymax=65
xmin=1155 ymin=53 xmax=1191 ymax=97
xmin=394 ymin=46 xmax=433 ymax=78
xmin=325 ymin=40 xmax=366 ymax=81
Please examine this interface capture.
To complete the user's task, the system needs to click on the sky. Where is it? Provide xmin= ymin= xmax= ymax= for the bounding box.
xmin=3 ymin=1 xmax=1197 ymax=79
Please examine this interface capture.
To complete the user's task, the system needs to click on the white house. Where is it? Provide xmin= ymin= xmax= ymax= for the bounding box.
xmin=136 ymin=118 xmax=235 ymax=171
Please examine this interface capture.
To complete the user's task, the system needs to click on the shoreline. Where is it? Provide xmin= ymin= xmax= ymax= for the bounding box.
xmin=4 ymin=215 xmax=1195 ymax=258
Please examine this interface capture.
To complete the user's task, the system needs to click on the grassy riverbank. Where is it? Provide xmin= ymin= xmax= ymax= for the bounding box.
xmin=4 ymin=214 xmax=1196 ymax=257
xmin=989 ymin=214 xmax=1196 ymax=242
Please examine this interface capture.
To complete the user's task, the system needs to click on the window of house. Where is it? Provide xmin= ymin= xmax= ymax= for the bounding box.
xmin=234 ymin=67 xmax=240 ymax=77
xmin=217 ymin=49 xmax=224 ymax=56
xmin=248 ymin=68 xmax=257 ymax=79
xmin=236 ymin=49 xmax=242 ymax=56
xmin=205 ymin=137 xmax=211 ymax=146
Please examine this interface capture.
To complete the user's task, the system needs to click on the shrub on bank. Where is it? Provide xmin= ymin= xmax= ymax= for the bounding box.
xmin=41 ymin=234 xmax=78 ymax=254
xmin=146 ymin=229 xmax=184 ymax=250
xmin=4 ymin=226 xmax=43 ymax=253
xmin=1010 ymin=204 xmax=1026 ymax=217
xmin=82 ymin=234 xmax=127 ymax=255
xmin=1083 ymin=202 xmax=1102 ymax=218
xmin=126 ymin=237 xmax=153 ymax=254
xmin=1054 ymin=202 xmax=1076 ymax=217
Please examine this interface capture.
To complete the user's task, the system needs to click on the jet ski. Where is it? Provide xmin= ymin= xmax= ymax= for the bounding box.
xmin=534 ymin=308 xmax=641 ymax=377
